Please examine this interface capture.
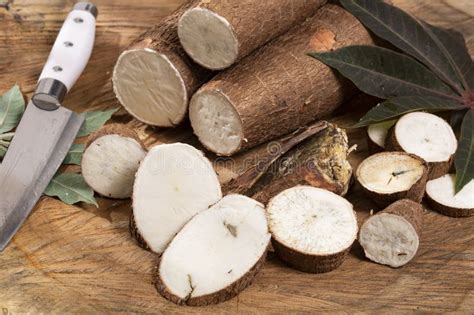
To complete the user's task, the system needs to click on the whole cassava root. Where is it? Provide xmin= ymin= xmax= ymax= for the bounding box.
xmin=177 ymin=0 xmax=327 ymax=70
xmin=189 ymin=4 xmax=375 ymax=156
xmin=81 ymin=124 xmax=147 ymax=199
xmin=112 ymin=1 xmax=212 ymax=128
xmin=359 ymin=199 xmax=424 ymax=268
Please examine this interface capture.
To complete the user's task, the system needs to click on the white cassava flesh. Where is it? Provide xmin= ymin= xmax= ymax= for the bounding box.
xmin=178 ymin=8 xmax=238 ymax=70
xmin=156 ymin=194 xmax=270 ymax=306
xmin=356 ymin=152 xmax=426 ymax=195
xmin=367 ymin=119 xmax=397 ymax=149
xmin=189 ymin=89 xmax=243 ymax=156
xmin=133 ymin=143 xmax=222 ymax=254
xmin=359 ymin=199 xmax=423 ymax=268
xmin=112 ymin=49 xmax=187 ymax=127
xmin=82 ymin=134 xmax=146 ymax=199
xmin=393 ymin=112 xmax=457 ymax=163
xmin=426 ymin=174 xmax=474 ymax=217
xmin=267 ymin=186 xmax=358 ymax=273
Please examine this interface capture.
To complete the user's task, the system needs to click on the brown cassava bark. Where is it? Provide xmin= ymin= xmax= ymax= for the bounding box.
xmin=378 ymin=199 xmax=424 ymax=236
xmin=193 ymin=4 xmax=375 ymax=155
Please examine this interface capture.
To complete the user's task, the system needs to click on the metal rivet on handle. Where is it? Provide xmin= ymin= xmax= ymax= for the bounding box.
xmin=52 ymin=66 xmax=63 ymax=72
xmin=64 ymin=41 xmax=73 ymax=47
xmin=74 ymin=17 xmax=84 ymax=23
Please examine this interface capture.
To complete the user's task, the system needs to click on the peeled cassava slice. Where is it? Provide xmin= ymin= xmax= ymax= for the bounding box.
xmin=267 ymin=186 xmax=358 ymax=273
xmin=248 ymin=123 xmax=352 ymax=204
xmin=367 ymin=119 xmax=397 ymax=153
xmin=359 ymin=199 xmax=423 ymax=268
xmin=155 ymin=194 xmax=270 ymax=306
xmin=386 ymin=112 xmax=457 ymax=179
xmin=177 ymin=0 xmax=326 ymax=70
xmin=81 ymin=124 xmax=147 ymax=199
xmin=425 ymin=174 xmax=474 ymax=217
xmin=189 ymin=4 xmax=375 ymax=156
xmin=356 ymin=152 xmax=428 ymax=206
xmin=112 ymin=1 xmax=212 ymax=127
xmin=132 ymin=143 xmax=222 ymax=254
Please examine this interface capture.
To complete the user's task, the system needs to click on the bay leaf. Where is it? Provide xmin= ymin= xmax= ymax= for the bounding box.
xmin=310 ymin=46 xmax=458 ymax=100
xmin=355 ymin=95 xmax=465 ymax=127
xmin=454 ymin=109 xmax=473 ymax=193
xmin=340 ymin=0 xmax=464 ymax=94
xmin=77 ymin=108 xmax=118 ymax=137
xmin=63 ymin=143 xmax=85 ymax=165
xmin=0 ymin=85 xmax=25 ymax=134
xmin=44 ymin=173 xmax=98 ymax=207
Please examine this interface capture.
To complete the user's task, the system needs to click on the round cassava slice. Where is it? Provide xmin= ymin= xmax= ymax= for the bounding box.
xmin=356 ymin=152 xmax=428 ymax=206
xmin=367 ymin=119 xmax=397 ymax=153
xmin=359 ymin=199 xmax=423 ymax=268
xmin=155 ymin=194 xmax=270 ymax=306
xmin=425 ymin=174 xmax=474 ymax=217
xmin=132 ymin=143 xmax=222 ymax=254
xmin=385 ymin=112 xmax=457 ymax=179
xmin=267 ymin=186 xmax=358 ymax=273
xmin=81 ymin=124 xmax=147 ymax=199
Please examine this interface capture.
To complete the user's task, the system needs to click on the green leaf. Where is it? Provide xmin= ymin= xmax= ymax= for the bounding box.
xmin=44 ymin=173 xmax=98 ymax=207
xmin=355 ymin=95 xmax=465 ymax=127
xmin=0 ymin=144 xmax=7 ymax=159
xmin=421 ymin=22 xmax=474 ymax=91
xmin=454 ymin=109 xmax=473 ymax=193
xmin=0 ymin=85 xmax=25 ymax=134
xmin=450 ymin=109 xmax=468 ymax=131
xmin=340 ymin=0 xmax=465 ymax=94
xmin=310 ymin=46 xmax=459 ymax=100
xmin=77 ymin=108 xmax=118 ymax=137
xmin=63 ymin=143 xmax=85 ymax=165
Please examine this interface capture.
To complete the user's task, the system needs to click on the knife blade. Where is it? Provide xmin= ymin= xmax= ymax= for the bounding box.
xmin=0 ymin=2 xmax=98 ymax=251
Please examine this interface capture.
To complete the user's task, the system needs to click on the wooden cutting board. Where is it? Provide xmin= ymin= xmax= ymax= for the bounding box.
xmin=0 ymin=0 xmax=473 ymax=313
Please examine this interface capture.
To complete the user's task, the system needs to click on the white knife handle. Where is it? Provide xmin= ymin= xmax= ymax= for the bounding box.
xmin=32 ymin=2 xmax=97 ymax=110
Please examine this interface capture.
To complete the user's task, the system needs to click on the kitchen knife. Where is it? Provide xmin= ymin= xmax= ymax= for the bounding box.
xmin=0 ymin=2 xmax=98 ymax=251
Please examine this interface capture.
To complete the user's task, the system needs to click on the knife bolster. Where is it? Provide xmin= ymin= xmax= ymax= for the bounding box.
xmin=32 ymin=78 xmax=67 ymax=111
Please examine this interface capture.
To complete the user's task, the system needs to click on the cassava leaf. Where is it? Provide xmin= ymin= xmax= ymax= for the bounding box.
xmin=355 ymin=95 xmax=465 ymax=127
xmin=0 ymin=85 xmax=25 ymax=134
xmin=340 ymin=0 xmax=464 ymax=94
xmin=450 ymin=109 xmax=468 ymax=131
xmin=0 ymin=143 xmax=7 ymax=158
xmin=44 ymin=173 xmax=98 ymax=207
xmin=454 ymin=109 xmax=473 ymax=193
xmin=310 ymin=46 xmax=459 ymax=100
xmin=77 ymin=108 xmax=118 ymax=137
xmin=63 ymin=143 xmax=85 ymax=165
xmin=421 ymin=22 xmax=474 ymax=91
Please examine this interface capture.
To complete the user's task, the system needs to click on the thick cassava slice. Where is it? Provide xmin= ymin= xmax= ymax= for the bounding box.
xmin=386 ymin=112 xmax=457 ymax=179
xmin=267 ymin=186 xmax=358 ymax=273
xmin=178 ymin=0 xmax=326 ymax=70
xmin=132 ymin=143 xmax=222 ymax=254
xmin=189 ymin=4 xmax=375 ymax=156
xmin=367 ymin=119 xmax=397 ymax=153
xmin=112 ymin=1 xmax=212 ymax=127
xmin=356 ymin=152 xmax=428 ymax=206
xmin=425 ymin=174 xmax=474 ymax=217
xmin=359 ymin=199 xmax=423 ymax=268
xmin=82 ymin=124 xmax=147 ymax=199
xmin=248 ymin=123 xmax=352 ymax=204
xmin=155 ymin=194 xmax=270 ymax=306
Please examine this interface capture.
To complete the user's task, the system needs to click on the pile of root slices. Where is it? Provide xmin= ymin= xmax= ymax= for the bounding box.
xmin=79 ymin=110 xmax=473 ymax=306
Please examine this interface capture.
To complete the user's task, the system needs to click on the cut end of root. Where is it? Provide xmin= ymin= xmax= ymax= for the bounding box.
xmin=113 ymin=49 xmax=188 ymax=127
xmin=157 ymin=194 xmax=270 ymax=305
xmin=178 ymin=7 xmax=239 ymax=70
xmin=267 ymin=186 xmax=357 ymax=273
xmin=426 ymin=174 xmax=474 ymax=217
xmin=189 ymin=89 xmax=243 ymax=156
xmin=367 ymin=119 xmax=397 ymax=149
xmin=360 ymin=213 xmax=419 ymax=268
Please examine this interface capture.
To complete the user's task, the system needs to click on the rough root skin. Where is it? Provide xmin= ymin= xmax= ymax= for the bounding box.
xmin=356 ymin=152 xmax=429 ymax=207
xmin=154 ymin=247 xmax=268 ymax=306
xmin=129 ymin=214 xmax=151 ymax=251
xmin=249 ymin=123 xmax=352 ymax=204
xmin=86 ymin=123 xmax=145 ymax=150
xmin=272 ymin=238 xmax=351 ymax=273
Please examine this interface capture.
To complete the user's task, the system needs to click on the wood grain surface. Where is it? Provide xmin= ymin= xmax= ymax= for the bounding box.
xmin=0 ymin=0 xmax=473 ymax=313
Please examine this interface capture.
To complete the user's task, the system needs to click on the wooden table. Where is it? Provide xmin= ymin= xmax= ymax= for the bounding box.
xmin=1 ymin=0 xmax=473 ymax=313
